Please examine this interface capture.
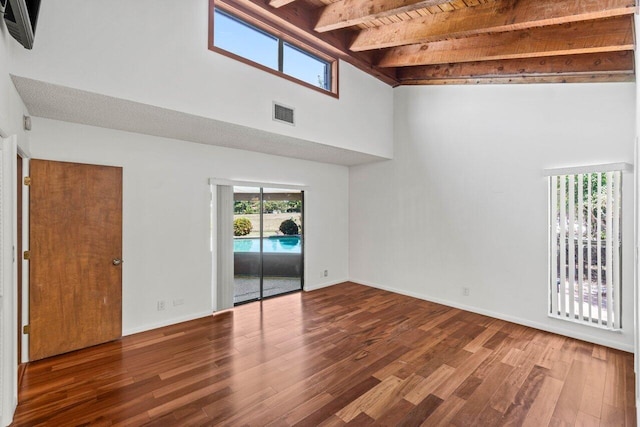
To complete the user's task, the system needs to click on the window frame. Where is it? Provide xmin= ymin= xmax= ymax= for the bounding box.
xmin=209 ymin=1 xmax=339 ymax=98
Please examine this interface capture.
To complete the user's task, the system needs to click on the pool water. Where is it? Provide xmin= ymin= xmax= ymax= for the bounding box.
xmin=234 ymin=236 xmax=302 ymax=253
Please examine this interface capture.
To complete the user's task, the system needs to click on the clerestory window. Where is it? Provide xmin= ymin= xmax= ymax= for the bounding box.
xmin=210 ymin=7 xmax=336 ymax=96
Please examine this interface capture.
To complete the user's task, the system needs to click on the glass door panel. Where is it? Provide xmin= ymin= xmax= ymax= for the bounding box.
xmin=233 ymin=186 xmax=262 ymax=304
xmin=262 ymin=188 xmax=303 ymax=298
xmin=232 ymin=186 xmax=303 ymax=305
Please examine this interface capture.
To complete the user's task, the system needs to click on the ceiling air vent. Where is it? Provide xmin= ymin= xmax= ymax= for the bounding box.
xmin=273 ymin=102 xmax=295 ymax=126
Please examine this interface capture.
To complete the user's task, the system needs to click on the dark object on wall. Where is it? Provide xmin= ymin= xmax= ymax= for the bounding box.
xmin=4 ymin=0 xmax=41 ymax=49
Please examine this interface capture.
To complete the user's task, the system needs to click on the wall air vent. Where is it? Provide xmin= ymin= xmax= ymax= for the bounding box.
xmin=273 ymin=102 xmax=295 ymax=126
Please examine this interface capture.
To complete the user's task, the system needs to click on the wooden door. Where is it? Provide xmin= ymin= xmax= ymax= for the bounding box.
xmin=29 ymin=160 xmax=123 ymax=361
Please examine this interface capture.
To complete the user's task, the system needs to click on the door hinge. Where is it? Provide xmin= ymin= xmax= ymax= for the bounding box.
xmin=23 ymin=250 xmax=30 ymax=260
xmin=23 ymin=176 xmax=31 ymax=186
xmin=23 ymin=325 xmax=29 ymax=335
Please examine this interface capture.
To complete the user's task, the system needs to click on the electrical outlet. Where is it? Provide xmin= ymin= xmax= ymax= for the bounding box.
xmin=462 ymin=287 xmax=470 ymax=296
xmin=173 ymin=298 xmax=184 ymax=307
xmin=323 ymin=269 xmax=328 ymax=277
xmin=157 ymin=300 xmax=166 ymax=311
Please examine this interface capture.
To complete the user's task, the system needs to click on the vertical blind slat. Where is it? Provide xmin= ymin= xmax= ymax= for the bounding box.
xmin=568 ymin=175 xmax=576 ymax=319
xmin=550 ymin=176 xmax=559 ymax=316
xmin=612 ymin=172 xmax=621 ymax=328
xmin=559 ymin=175 xmax=567 ymax=317
xmin=577 ymin=174 xmax=584 ymax=321
xmin=605 ymin=172 xmax=613 ymax=329
xmin=596 ymin=173 xmax=603 ymax=326
xmin=587 ymin=173 xmax=593 ymax=322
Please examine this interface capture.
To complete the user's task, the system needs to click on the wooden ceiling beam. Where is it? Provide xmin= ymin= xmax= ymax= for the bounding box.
xmin=315 ymin=0 xmax=453 ymax=32
xmin=377 ymin=16 xmax=634 ymax=68
xmin=269 ymin=0 xmax=297 ymax=7
xmin=396 ymin=51 xmax=635 ymax=84
xmin=400 ymin=75 xmax=635 ymax=85
xmin=216 ymin=0 xmax=398 ymax=85
xmin=351 ymin=0 xmax=636 ymax=51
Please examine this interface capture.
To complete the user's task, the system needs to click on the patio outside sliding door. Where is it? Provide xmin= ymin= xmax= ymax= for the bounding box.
xmin=233 ymin=186 xmax=303 ymax=305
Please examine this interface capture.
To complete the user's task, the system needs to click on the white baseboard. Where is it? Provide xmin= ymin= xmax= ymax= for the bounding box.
xmin=304 ymin=278 xmax=348 ymax=292
xmin=122 ymin=281 xmax=348 ymax=336
xmin=122 ymin=310 xmax=213 ymax=337
xmin=350 ymin=278 xmax=634 ymax=353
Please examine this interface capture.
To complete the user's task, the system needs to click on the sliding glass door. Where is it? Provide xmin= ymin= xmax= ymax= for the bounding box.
xmin=232 ymin=186 xmax=262 ymax=304
xmin=262 ymin=189 xmax=303 ymax=298
xmin=233 ymin=187 xmax=303 ymax=305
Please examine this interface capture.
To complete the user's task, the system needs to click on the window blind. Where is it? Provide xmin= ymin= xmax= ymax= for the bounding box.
xmin=549 ymin=171 xmax=622 ymax=329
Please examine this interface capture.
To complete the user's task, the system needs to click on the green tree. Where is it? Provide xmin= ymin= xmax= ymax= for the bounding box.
xmin=556 ymin=173 xmax=613 ymax=240
xmin=234 ymin=201 xmax=259 ymax=215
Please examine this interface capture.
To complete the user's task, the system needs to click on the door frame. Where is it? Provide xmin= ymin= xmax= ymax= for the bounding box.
xmin=0 ymin=134 xmax=30 ymax=425
xmin=17 ymin=151 xmax=28 ymax=365
xmin=209 ymin=178 xmax=307 ymax=311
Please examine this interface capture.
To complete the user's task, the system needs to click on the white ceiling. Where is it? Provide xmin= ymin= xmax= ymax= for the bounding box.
xmin=11 ymin=76 xmax=389 ymax=167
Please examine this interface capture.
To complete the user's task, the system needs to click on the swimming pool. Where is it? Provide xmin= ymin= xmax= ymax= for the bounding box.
xmin=233 ymin=236 xmax=302 ymax=253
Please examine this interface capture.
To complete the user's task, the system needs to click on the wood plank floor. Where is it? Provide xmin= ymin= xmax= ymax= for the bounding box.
xmin=12 ymin=282 xmax=636 ymax=426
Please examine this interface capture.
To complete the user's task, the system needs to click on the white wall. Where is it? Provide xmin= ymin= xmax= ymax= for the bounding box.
xmin=0 ymin=24 xmax=29 ymax=143
xmin=9 ymin=0 xmax=394 ymax=159
xmin=0 ymin=20 xmax=30 ymax=427
xmin=28 ymin=117 xmax=350 ymax=335
xmin=350 ymin=83 xmax=636 ymax=351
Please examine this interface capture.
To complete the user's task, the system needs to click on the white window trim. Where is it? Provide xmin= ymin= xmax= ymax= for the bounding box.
xmin=543 ymin=162 xmax=633 ymax=177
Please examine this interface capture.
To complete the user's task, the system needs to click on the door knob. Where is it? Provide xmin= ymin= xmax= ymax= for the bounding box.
xmin=112 ymin=258 xmax=123 ymax=266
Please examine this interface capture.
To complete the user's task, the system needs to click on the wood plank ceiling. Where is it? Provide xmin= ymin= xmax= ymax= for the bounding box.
xmin=219 ymin=0 xmax=637 ymax=85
